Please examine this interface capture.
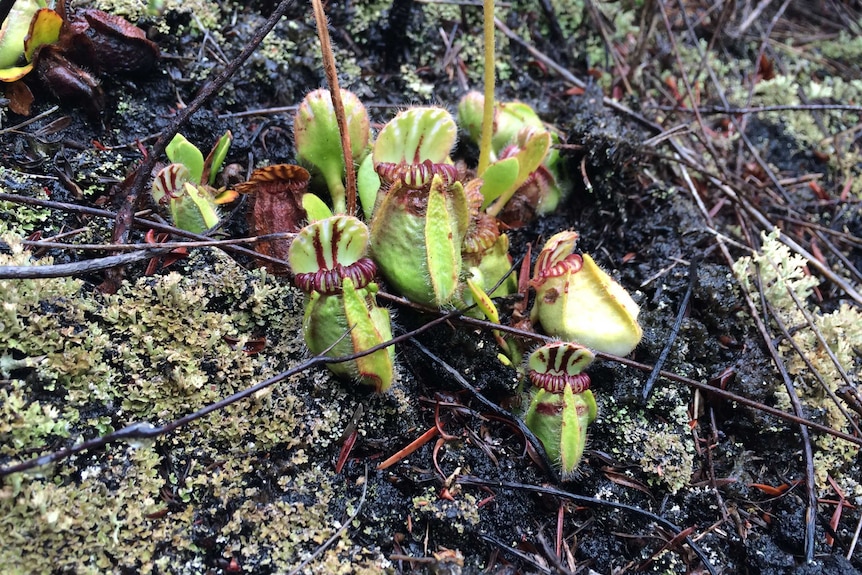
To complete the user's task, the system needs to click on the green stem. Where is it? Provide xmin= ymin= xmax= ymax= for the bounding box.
xmin=324 ymin=171 xmax=347 ymax=215
xmin=476 ymin=0 xmax=495 ymax=175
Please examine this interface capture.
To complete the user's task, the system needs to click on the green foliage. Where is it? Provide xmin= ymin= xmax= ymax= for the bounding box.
xmin=457 ymin=92 xmax=565 ymax=216
xmin=0 ymin=0 xmax=55 ymax=81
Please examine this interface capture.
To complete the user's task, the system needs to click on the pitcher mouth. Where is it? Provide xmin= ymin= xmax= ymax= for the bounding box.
xmin=293 ymin=257 xmax=377 ymax=295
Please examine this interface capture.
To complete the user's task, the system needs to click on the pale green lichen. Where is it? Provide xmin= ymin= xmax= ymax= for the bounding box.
xmin=734 ymin=229 xmax=862 ymax=499
xmin=412 ymin=487 xmax=481 ymax=535
xmin=0 ymin=385 xmax=70 ymax=454
xmin=0 ymin=170 xmax=52 ymax=235
xmin=0 ymin=236 xmax=394 ymax=572
xmin=91 ymin=0 xmax=224 ymax=31
xmin=600 ymin=390 xmax=695 ymax=495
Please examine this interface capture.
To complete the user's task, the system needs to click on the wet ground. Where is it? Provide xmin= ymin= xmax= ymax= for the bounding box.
xmin=1 ymin=1 xmax=861 ymax=574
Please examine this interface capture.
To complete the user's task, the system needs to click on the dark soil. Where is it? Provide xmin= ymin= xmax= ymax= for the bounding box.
xmin=2 ymin=1 xmax=861 ymax=574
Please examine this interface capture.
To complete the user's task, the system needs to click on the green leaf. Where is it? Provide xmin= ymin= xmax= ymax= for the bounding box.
xmin=0 ymin=63 xmax=33 ymax=81
xmin=514 ymin=131 xmax=551 ymax=186
xmin=478 ymin=157 xmax=519 ymax=209
xmin=166 ymin=134 xmax=205 ymax=184
xmin=301 ymin=193 xmax=333 ymax=222
xmin=0 ymin=0 xmax=47 ymax=69
xmin=23 ymin=8 xmax=61 ymax=62
xmin=204 ymin=130 xmax=232 ymax=186
xmin=465 ymin=278 xmax=499 ymax=324
xmin=485 ymin=131 xmax=551 ymax=217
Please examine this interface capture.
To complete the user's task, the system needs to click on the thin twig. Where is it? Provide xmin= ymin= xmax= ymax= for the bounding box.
xmin=479 ymin=533 xmax=554 ymax=574
xmin=0 ymin=307 xmax=465 ymax=477
xmin=0 ymin=106 xmax=61 ymax=134
xmin=642 ymin=257 xmax=698 ymax=403
xmin=410 ymin=339 xmax=560 ymax=482
xmin=0 ymin=191 xmax=289 ymax=269
xmin=650 ymin=103 xmax=862 ymax=115
xmin=439 ymin=303 xmax=862 ymax=448
xmin=757 ymin=277 xmax=817 ymax=562
xmin=311 ymin=0 xmax=356 ymax=216
xmin=458 ymin=476 xmax=718 ymax=575
xmin=0 ymin=249 xmax=166 ymax=279
xmin=20 ymin=233 xmax=296 ymax=252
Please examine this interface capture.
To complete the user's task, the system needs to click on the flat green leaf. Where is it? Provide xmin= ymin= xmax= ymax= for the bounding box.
xmin=465 ymin=278 xmax=499 ymax=324
xmin=479 ymin=157 xmax=519 ymax=210
xmin=0 ymin=0 xmax=47 ymax=69
xmin=514 ymin=131 xmax=550 ymax=186
xmin=166 ymin=134 xmax=204 ymax=184
xmin=301 ymin=193 xmax=333 ymax=222
xmin=0 ymin=63 xmax=33 ymax=81
xmin=486 ymin=131 xmax=551 ymax=217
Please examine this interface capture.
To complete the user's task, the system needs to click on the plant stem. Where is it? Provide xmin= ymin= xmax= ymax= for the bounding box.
xmin=311 ymin=0 xmax=356 ymax=217
xmin=476 ymin=0 xmax=496 ymax=175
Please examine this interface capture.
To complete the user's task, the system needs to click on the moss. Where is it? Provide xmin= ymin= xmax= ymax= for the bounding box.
xmin=1 ymin=445 xmax=170 ymax=574
xmin=816 ymin=28 xmax=862 ymax=64
xmin=0 ymin=384 xmax=70 ymax=454
xmin=92 ymin=0 xmax=224 ymax=31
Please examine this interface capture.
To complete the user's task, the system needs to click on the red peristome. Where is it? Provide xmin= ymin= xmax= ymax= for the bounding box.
xmin=235 ymin=164 xmax=311 ymax=195
xmin=463 ymin=212 xmax=500 ymax=256
xmin=529 ymin=371 xmax=591 ymax=394
xmin=293 ymin=257 xmax=377 ymax=295
xmin=376 ymin=159 xmax=458 ymax=189
xmin=534 ymin=253 xmax=583 ymax=283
